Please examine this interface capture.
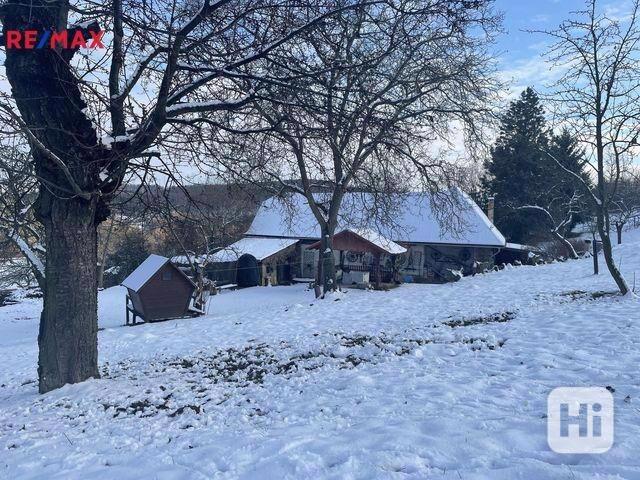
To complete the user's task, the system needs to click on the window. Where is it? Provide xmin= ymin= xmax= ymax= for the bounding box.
xmin=161 ymin=270 xmax=173 ymax=281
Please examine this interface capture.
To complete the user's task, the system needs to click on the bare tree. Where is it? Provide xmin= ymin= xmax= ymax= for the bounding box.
xmin=138 ymin=180 xmax=259 ymax=310
xmin=0 ymin=135 xmax=45 ymax=289
xmin=610 ymin=170 xmax=640 ymax=244
xmin=154 ymin=197 xmax=213 ymax=312
xmin=0 ymin=0 xmax=372 ymax=392
xmin=207 ymin=0 xmax=500 ymax=294
xmin=516 ymin=192 xmax=586 ymax=259
xmin=540 ymin=0 xmax=640 ymax=295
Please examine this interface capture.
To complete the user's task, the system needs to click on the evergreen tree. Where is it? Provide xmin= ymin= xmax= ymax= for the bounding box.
xmin=546 ymin=129 xmax=591 ymax=228
xmin=483 ymin=88 xmax=591 ymax=245
xmin=483 ymin=88 xmax=552 ymax=242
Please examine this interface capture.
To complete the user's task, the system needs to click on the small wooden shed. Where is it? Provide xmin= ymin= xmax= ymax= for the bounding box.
xmin=121 ymin=254 xmax=196 ymax=325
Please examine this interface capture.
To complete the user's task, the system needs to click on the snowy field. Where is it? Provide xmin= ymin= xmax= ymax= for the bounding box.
xmin=1 ymin=233 xmax=640 ymax=479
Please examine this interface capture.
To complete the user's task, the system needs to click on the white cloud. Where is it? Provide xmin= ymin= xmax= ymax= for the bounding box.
xmin=531 ymin=14 xmax=551 ymax=23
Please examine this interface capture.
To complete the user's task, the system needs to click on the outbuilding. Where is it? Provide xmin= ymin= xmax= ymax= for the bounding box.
xmin=121 ymin=254 xmax=196 ymax=325
xmin=207 ymin=237 xmax=298 ymax=287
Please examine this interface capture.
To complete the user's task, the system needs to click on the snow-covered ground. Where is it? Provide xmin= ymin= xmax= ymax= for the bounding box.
xmin=1 ymin=232 xmax=640 ymax=479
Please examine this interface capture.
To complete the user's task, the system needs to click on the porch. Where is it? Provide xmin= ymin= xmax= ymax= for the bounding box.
xmin=308 ymin=228 xmax=406 ymax=289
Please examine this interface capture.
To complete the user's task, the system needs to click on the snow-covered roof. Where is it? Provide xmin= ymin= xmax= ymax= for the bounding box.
xmin=212 ymin=237 xmax=298 ymax=263
xmin=344 ymin=228 xmax=407 ymax=254
xmin=121 ymin=254 xmax=171 ymax=292
xmin=246 ymin=191 xmax=506 ymax=247
xmin=504 ymin=242 xmax=539 ymax=252
xmin=171 ymin=253 xmax=217 ymax=266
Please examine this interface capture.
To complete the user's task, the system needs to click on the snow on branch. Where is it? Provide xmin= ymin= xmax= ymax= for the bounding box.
xmin=165 ymin=96 xmax=252 ymax=116
xmin=9 ymin=230 xmax=45 ymax=279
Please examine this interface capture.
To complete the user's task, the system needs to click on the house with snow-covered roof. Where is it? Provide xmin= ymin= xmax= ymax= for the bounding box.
xmin=202 ymin=191 xmax=507 ymax=287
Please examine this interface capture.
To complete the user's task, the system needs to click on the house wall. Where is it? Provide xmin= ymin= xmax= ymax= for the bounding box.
xmin=398 ymin=244 xmax=497 ymax=283
xmin=423 ymin=244 xmax=473 ymax=279
xmin=229 ymin=237 xmax=499 ymax=285
xmin=294 ymin=241 xmax=498 ymax=284
xmin=293 ymin=241 xmax=319 ymax=279
xmin=260 ymin=245 xmax=297 ymax=286
xmin=495 ymin=248 xmax=530 ymax=266
xmin=473 ymin=247 xmax=497 ymax=272
xmin=396 ymin=245 xmax=424 ymax=279
xmin=342 ymin=251 xmax=388 ymax=268
xmin=138 ymin=263 xmax=195 ymax=321
xmin=203 ymin=244 xmax=298 ymax=287
xmin=289 ymin=241 xmax=348 ymax=281
xmin=206 ymin=261 xmax=237 ymax=285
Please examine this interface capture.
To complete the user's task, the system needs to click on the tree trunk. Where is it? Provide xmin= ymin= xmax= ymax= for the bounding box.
xmin=599 ymin=232 xmax=628 ymax=294
xmin=597 ymin=210 xmax=629 ymax=295
xmin=38 ymin=195 xmax=100 ymax=393
xmin=320 ymin=228 xmax=337 ymax=295
xmin=315 ymin=249 xmax=324 ymax=298
xmin=2 ymin=1 xmax=112 ymax=392
xmin=616 ymin=223 xmax=623 ymax=245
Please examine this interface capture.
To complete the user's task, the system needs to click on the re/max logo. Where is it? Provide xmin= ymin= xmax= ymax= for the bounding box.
xmin=5 ymin=29 xmax=105 ymax=49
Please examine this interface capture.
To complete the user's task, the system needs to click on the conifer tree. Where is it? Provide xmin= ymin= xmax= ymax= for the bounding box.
xmin=484 ymin=89 xmax=591 ymax=247
xmin=483 ymin=88 xmax=550 ymax=242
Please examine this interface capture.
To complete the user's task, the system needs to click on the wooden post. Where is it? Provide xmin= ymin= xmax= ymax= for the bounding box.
xmin=315 ymin=248 xmax=323 ymax=297
xmin=593 ymin=234 xmax=599 ymax=275
xmin=616 ymin=223 xmax=623 ymax=244
xmin=375 ymin=253 xmax=381 ymax=290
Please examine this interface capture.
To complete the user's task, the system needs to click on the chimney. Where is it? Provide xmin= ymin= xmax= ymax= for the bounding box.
xmin=487 ymin=196 xmax=495 ymax=224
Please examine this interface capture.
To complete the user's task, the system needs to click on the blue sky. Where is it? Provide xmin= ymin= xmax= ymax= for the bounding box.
xmin=493 ymin=0 xmax=601 ymax=96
